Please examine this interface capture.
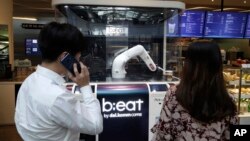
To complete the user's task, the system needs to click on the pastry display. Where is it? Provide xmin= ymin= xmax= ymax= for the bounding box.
xmin=227 ymin=88 xmax=239 ymax=94
xmin=241 ymin=88 xmax=250 ymax=94
xmin=223 ymin=71 xmax=240 ymax=82
xmin=242 ymin=74 xmax=250 ymax=82
xmin=224 ymin=68 xmax=250 ymax=115
xmin=227 ymin=88 xmax=250 ymax=95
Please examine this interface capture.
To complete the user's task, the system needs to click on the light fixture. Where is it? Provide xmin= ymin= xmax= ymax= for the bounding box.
xmin=240 ymin=10 xmax=250 ymax=12
xmin=211 ymin=0 xmax=214 ymax=2
xmin=213 ymin=8 xmax=245 ymax=11
xmin=244 ymin=0 xmax=247 ymax=4
xmin=1 ymin=41 xmax=9 ymax=44
xmin=13 ymin=17 xmax=37 ymax=21
xmin=187 ymin=7 xmax=215 ymax=10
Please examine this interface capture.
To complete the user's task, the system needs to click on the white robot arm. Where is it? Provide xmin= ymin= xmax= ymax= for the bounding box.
xmin=112 ymin=45 xmax=157 ymax=79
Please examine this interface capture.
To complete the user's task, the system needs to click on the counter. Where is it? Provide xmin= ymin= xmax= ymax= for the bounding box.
xmin=1 ymin=75 xmax=249 ymax=141
xmin=0 ymin=75 xmax=177 ymax=141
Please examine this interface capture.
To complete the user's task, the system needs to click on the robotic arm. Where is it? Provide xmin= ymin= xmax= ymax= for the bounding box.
xmin=112 ymin=45 xmax=157 ymax=79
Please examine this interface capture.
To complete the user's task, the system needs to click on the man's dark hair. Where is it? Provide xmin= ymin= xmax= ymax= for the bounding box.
xmin=38 ymin=22 xmax=85 ymax=62
xmin=176 ymin=40 xmax=237 ymax=123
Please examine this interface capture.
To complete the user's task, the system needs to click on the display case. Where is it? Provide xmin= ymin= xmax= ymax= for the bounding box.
xmin=223 ymin=66 xmax=250 ymax=116
xmin=52 ymin=1 xmax=185 ymax=141
xmin=52 ymin=0 xmax=185 ymax=82
xmin=238 ymin=67 xmax=250 ymax=116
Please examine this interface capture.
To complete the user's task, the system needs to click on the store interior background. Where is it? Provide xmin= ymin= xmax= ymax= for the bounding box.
xmin=11 ymin=0 xmax=250 ymax=68
xmin=1 ymin=0 xmax=250 ymax=141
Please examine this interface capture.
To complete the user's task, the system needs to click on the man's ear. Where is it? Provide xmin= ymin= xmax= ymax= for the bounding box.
xmin=58 ymin=51 xmax=68 ymax=61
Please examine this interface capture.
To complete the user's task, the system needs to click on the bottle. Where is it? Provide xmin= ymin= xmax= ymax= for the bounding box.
xmin=220 ymin=49 xmax=226 ymax=64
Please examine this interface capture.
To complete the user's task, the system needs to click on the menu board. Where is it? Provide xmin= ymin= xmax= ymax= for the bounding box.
xmin=245 ymin=13 xmax=250 ymax=38
xmin=180 ymin=10 xmax=205 ymax=37
xmin=25 ymin=39 xmax=41 ymax=56
xmin=204 ymin=11 xmax=247 ymax=38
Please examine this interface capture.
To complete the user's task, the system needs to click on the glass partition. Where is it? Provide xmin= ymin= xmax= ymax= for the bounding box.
xmin=55 ymin=4 xmax=183 ymax=81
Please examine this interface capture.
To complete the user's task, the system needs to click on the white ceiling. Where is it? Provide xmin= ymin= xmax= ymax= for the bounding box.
xmin=13 ymin=0 xmax=250 ymax=17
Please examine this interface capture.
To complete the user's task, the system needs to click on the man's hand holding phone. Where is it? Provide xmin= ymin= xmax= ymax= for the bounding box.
xmin=68 ymin=62 xmax=90 ymax=87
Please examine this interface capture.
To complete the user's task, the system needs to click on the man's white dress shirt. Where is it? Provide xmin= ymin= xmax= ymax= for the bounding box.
xmin=15 ymin=65 xmax=103 ymax=141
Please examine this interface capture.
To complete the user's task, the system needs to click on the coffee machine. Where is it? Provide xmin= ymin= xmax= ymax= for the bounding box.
xmin=52 ymin=1 xmax=184 ymax=140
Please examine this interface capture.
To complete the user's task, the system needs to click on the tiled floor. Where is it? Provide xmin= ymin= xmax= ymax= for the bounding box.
xmin=0 ymin=124 xmax=23 ymax=141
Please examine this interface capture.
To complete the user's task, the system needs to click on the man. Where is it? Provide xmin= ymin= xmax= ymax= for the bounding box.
xmin=15 ymin=22 xmax=103 ymax=141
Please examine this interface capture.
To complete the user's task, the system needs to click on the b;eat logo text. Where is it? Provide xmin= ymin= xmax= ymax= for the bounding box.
xmin=102 ymin=98 xmax=144 ymax=112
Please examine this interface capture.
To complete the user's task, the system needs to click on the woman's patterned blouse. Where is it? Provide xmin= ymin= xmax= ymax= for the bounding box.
xmin=151 ymin=86 xmax=238 ymax=141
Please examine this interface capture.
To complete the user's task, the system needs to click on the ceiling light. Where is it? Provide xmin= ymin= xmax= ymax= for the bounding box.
xmin=225 ymin=8 xmax=244 ymax=10
xmin=211 ymin=0 xmax=214 ymax=2
xmin=240 ymin=10 xmax=250 ymax=12
xmin=0 ymin=41 xmax=9 ymax=44
xmin=187 ymin=7 xmax=215 ymax=10
xmin=213 ymin=8 xmax=245 ymax=11
xmin=13 ymin=17 xmax=37 ymax=21
xmin=115 ymin=7 xmax=130 ymax=10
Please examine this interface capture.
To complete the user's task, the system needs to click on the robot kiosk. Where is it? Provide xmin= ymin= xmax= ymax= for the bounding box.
xmin=52 ymin=0 xmax=185 ymax=141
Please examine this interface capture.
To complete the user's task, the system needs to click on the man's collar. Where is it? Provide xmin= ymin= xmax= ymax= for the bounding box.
xmin=36 ymin=65 xmax=66 ymax=85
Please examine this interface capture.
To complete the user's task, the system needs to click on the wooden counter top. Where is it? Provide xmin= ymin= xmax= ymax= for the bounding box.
xmin=0 ymin=79 xmax=23 ymax=85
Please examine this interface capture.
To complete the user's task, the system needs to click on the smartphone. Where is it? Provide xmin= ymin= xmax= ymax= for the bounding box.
xmin=61 ymin=53 xmax=81 ymax=76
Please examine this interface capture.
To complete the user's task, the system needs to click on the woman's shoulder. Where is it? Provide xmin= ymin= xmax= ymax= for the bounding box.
xmin=165 ymin=84 xmax=183 ymax=111
xmin=165 ymin=84 xmax=178 ymax=102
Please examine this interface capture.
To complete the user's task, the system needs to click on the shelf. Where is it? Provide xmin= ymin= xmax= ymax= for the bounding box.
xmin=238 ymin=112 xmax=250 ymax=118
xmin=231 ymin=94 xmax=250 ymax=99
xmin=225 ymin=68 xmax=250 ymax=119
xmin=228 ymin=80 xmax=250 ymax=86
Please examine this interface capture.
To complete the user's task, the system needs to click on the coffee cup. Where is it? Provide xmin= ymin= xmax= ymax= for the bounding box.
xmin=164 ymin=70 xmax=173 ymax=81
xmin=168 ymin=23 xmax=176 ymax=34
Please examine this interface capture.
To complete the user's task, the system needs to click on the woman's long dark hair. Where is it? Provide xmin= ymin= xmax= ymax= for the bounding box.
xmin=176 ymin=40 xmax=237 ymax=123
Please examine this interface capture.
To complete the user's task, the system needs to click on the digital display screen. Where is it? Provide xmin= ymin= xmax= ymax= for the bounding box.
xmin=244 ymin=14 xmax=250 ymax=38
xmin=180 ymin=10 xmax=205 ymax=37
xmin=97 ymin=84 xmax=149 ymax=141
xmin=74 ymin=85 xmax=95 ymax=94
xmin=204 ymin=11 xmax=247 ymax=38
xmin=149 ymin=84 xmax=168 ymax=92
xmin=166 ymin=13 xmax=180 ymax=37
xmin=25 ymin=39 xmax=41 ymax=56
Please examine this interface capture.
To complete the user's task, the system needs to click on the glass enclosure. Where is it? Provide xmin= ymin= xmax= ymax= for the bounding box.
xmin=54 ymin=2 xmax=183 ymax=81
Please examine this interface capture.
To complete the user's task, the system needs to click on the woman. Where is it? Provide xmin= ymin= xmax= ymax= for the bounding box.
xmin=151 ymin=40 xmax=238 ymax=141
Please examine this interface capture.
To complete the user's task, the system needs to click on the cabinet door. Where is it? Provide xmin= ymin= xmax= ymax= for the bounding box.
xmin=0 ymin=84 xmax=15 ymax=125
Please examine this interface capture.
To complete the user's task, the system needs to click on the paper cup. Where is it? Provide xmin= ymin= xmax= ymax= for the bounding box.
xmin=164 ymin=70 xmax=173 ymax=81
